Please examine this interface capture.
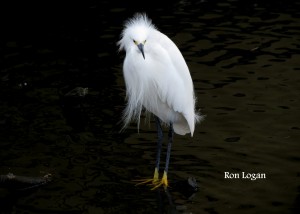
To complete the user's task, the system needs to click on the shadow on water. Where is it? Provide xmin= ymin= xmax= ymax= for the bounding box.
xmin=1 ymin=0 xmax=300 ymax=213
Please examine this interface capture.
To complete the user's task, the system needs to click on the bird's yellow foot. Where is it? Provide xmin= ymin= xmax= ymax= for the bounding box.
xmin=134 ymin=168 xmax=160 ymax=187
xmin=134 ymin=169 xmax=169 ymax=190
xmin=151 ymin=171 xmax=168 ymax=190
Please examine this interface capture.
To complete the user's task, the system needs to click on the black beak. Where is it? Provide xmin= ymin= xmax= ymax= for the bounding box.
xmin=137 ymin=43 xmax=145 ymax=59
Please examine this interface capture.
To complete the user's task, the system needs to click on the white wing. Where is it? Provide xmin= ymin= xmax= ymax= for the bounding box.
xmin=145 ymin=30 xmax=198 ymax=136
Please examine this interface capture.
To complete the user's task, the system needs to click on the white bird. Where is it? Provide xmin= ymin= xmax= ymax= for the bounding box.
xmin=118 ymin=13 xmax=203 ymax=189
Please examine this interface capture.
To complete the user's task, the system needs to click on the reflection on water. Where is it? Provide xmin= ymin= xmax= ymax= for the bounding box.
xmin=1 ymin=0 xmax=300 ymax=213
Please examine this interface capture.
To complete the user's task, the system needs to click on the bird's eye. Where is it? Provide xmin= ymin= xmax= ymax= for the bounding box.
xmin=133 ymin=40 xmax=138 ymax=45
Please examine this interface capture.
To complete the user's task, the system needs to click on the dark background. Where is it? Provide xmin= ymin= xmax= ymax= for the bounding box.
xmin=1 ymin=0 xmax=299 ymax=213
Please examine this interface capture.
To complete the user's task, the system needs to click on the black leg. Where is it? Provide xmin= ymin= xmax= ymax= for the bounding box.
xmin=134 ymin=117 xmax=165 ymax=187
xmin=155 ymin=116 xmax=163 ymax=172
xmin=164 ymin=123 xmax=173 ymax=173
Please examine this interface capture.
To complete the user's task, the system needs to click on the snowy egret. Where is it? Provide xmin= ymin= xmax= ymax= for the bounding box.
xmin=118 ymin=13 xmax=203 ymax=189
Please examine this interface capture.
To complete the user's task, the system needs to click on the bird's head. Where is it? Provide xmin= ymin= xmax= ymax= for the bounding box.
xmin=131 ymin=31 xmax=147 ymax=59
xmin=118 ymin=13 xmax=155 ymax=60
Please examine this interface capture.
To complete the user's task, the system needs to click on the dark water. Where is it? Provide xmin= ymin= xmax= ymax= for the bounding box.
xmin=1 ymin=0 xmax=300 ymax=213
